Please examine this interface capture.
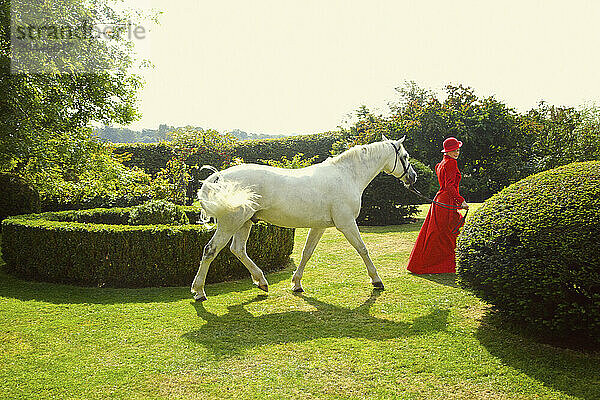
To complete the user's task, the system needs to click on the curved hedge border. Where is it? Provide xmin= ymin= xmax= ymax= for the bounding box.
xmin=0 ymin=207 xmax=294 ymax=288
xmin=457 ymin=161 xmax=600 ymax=342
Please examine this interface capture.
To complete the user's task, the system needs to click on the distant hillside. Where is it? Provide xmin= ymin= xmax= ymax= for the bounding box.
xmin=93 ymin=125 xmax=289 ymax=143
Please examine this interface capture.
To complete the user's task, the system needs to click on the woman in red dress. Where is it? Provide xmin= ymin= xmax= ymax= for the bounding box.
xmin=407 ymin=137 xmax=469 ymax=274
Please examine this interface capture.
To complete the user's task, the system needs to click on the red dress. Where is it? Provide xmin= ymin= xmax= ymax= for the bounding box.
xmin=407 ymin=155 xmax=465 ymax=274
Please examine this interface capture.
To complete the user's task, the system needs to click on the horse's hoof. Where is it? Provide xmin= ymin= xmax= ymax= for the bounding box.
xmin=258 ymin=284 xmax=269 ymax=293
xmin=193 ymin=294 xmax=207 ymax=302
xmin=372 ymin=281 xmax=385 ymax=290
xmin=292 ymin=287 xmax=304 ymax=293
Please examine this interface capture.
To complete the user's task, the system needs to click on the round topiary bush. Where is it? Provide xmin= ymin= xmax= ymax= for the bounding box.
xmin=457 ymin=161 xmax=600 ymax=342
xmin=1 ymin=206 xmax=294 ymax=288
xmin=0 ymin=173 xmax=41 ymax=222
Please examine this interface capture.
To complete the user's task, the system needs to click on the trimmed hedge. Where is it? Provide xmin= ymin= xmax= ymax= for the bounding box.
xmin=113 ymin=132 xmax=343 ymax=174
xmin=1 ymin=206 xmax=294 ymax=288
xmin=114 ymin=142 xmax=174 ymax=175
xmin=41 ymin=193 xmax=154 ymax=212
xmin=232 ymin=132 xmax=344 ymax=164
xmin=457 ymin=161 xmax=600 ymax=342
xmin=0 ymin=173 xmax=41 ymax=222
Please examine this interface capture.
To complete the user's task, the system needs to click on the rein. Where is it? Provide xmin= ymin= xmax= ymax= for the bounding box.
xmin=406 ymin=185 xmax=468 ymax=235
xmin=388 ymin=143 xmax=465 ymax=233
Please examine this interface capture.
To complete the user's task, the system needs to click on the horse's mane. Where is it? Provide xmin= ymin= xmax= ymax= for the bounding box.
xmin=326 ymin=141 xmax=388 ymax=167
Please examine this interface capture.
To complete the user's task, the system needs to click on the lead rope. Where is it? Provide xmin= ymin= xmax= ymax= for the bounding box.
xmin=407 ymin=185 xmax=468 ymax=234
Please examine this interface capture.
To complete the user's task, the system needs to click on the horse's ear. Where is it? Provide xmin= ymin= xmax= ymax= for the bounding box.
xmin=381 ymin=134 xmax=389 ymax=141
xmin=398 ymin=135 xmax=406 ymax=144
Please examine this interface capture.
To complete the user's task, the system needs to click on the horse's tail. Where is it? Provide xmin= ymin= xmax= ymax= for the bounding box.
xmin=197 ymin=165 xmax=260 ymax=224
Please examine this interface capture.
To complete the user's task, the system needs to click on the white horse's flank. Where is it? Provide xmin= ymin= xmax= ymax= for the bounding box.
xmin=191 ymin=136 xmax=417 ymax=301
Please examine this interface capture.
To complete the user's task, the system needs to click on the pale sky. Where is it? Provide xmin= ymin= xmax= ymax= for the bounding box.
xmin=123 ymin=0 xmax=600 ymax=135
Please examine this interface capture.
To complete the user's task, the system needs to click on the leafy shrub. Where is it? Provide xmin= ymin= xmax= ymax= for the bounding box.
xmin=1 ymin=206 xmax=294 ymax=287
xmin=0 ymin=173 xmax=41 ymax=222
xmin=128 ymin=200 xmax=189 ymax=226
xmin=34 ymin=141 xmax=164 ymax=212
xmin=457 ymin=161 xmax=600 ymax=343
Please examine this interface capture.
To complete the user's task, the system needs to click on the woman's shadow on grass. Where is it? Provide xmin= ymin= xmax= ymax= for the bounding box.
xmin=184 ymin=290 xmax=450 ymax=358
xmin=410 ymin=272 xmax=459 ymax=288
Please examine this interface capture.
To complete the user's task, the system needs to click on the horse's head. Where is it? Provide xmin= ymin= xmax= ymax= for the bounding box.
xmin=381 ymin=135 xmax=417 ymax=186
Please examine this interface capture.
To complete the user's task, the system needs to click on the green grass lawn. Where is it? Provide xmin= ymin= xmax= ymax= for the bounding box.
xmin=1 ymin=204 xmax=599 ymax=399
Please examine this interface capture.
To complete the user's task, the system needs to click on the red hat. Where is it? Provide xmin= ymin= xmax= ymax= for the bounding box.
xmin=442 ymin=137 xmax=463 ymax=153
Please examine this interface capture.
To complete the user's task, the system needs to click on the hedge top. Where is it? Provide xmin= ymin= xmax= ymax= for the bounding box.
xmin=1 ymin=205 xmax=209 ymax=233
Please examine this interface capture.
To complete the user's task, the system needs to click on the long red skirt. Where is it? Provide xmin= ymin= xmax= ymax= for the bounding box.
xmin=407 ymin=192 xmax=465 ymax=274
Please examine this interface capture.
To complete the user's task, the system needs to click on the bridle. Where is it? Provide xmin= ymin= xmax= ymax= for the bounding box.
xmin=390 ymin=143 xmax=468 ymax=234
xmin=390 ymin=142 xmax=411 ymax=181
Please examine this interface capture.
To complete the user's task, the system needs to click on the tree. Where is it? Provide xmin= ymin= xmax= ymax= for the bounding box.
xmin=0 ymin=0 xmax=159 ymax=208
xmin=524 ymin=102 xmax=600 ymax=172
xmin=0 ymin=0 xmax=145 ymax=174
xmin=389 ymin=83 xmax=534 ymax=201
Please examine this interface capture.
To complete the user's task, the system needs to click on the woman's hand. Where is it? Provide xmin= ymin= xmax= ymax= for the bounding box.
xmin=461 ymin=201 xmax=469 ymax=210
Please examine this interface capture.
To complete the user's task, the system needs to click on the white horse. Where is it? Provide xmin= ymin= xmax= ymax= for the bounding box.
xmin=191 ymin=135 xmax=417 ymax=301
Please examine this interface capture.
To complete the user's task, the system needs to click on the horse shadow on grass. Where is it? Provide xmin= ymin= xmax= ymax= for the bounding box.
xmin=183 ymin=290 xmax=450 ymax=358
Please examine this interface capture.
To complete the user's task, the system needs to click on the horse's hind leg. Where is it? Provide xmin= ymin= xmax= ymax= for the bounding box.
xmin=191 ymin=226 xmax=234 ymax=301
xmin=336 ymin=220 xmax=384 ymax=290
xmin=291 ymin=227 xmax=326 ymax=292
xmin=230 ymin=220 xmax=269 ymax=292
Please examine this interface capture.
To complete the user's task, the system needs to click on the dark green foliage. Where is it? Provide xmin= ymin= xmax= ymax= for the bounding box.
xmin=114 ymin=142 xmax=175 ymax=175
xmin=357 ymin=160 xmax=437 ymax=225
xmin=1 ymin=207 xmax=294 ymax=287
xmin=127 ymin=200 xmax=189 ymax=226
xmin=457 ymin=161 xmax=600 ymax=342
xmin=0 ymin=173 xmax=41 ymax=222
xmin=0 ymin=0 xmax=143 ymax=176
xmin=523 ymin=103 xmax=600 ymax=172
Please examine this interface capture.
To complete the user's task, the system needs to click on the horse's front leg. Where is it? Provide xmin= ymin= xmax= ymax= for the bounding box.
xmin=191 ymin=227 xmax=234 ymax=301
xmin=335 ymin=220 xmax=384 ymax=290
xmin=291 ymin=227 xmax=326 ymax=292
